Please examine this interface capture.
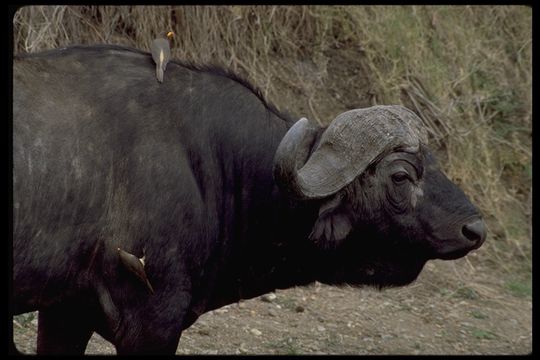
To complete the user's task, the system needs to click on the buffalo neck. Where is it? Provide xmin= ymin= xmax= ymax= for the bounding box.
xmin=199 ymin=112 xmax=329 ymax=312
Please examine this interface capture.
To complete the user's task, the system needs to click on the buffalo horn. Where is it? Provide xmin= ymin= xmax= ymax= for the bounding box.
xmin=273 ymin=105 xmax=428 ymax=200
xmin=273 ymin=117 xmax=323 ymax=199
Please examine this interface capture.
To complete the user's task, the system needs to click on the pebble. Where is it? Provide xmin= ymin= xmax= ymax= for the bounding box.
xmin=260 ymin=293 xmax=277 ymax=303
xmin=250 ymin=328 xmax=262 ymax=336
xmin=316 ymin=325 xmax=326 ymax=332
xmin=267 ymin=309 xmax=278 ymax=317
xmin=239 ymin=343 xmax=249 ymax=353
xmin=197 ymin=328 xmax=211 ymax=336
xmin=295 ymin=305 xmax=305 ymax=313
xmin=381 ymin=334 xmax=393 ymax=340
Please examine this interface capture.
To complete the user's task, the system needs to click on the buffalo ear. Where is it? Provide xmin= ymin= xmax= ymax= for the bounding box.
xmin=309 ymin=195 xmax=353 ymax=249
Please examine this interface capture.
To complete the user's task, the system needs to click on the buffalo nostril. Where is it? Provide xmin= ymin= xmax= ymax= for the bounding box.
xmin=462 ymin=219 xmax=487 ymax=245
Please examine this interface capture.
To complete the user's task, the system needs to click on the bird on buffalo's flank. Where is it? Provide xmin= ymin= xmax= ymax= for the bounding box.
xmin=117 ymin=247 xmax=154 ymax=294
xmin=151 ymin=31 xmax=174 ymax=83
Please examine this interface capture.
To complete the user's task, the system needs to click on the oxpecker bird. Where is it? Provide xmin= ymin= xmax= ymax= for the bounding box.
xmin=117 ymin=248 xmax=155 ymax=294
xmin=151 ymin=31 xmax=174 ymax=83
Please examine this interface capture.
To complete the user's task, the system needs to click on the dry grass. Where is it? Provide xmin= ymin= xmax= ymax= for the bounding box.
xmin=12 ymin=5 xmax=531 ymax=272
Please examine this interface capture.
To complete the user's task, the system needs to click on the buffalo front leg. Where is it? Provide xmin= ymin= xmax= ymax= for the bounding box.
xmin=36 ymin=301 xmax=96 ymax=355
xmin=113 ymin=290 xmax=192 ymax=355
xmin=115 ymin=329 xmax=183 ymax=355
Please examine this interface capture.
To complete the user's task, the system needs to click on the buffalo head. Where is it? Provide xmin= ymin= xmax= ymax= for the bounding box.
xmin=274 ymin=105 xmax=486 ymax=286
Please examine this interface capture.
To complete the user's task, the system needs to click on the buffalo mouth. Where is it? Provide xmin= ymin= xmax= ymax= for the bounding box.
xmin=435 ymin=247 xmax=475 ymax=260
xmin=429 ymin=237 xmax=484 ymax=260
xmin=428 ymin=217 xmax=486 ymax=260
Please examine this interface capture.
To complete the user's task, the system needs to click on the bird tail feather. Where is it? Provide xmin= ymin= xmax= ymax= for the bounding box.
xmin=156 ymin=66 xmax=164 ymax=83
xmin=145 ymin=279 xmax=155 ymax=294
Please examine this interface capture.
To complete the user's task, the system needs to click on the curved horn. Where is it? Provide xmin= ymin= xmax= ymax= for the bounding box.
xmin=273 ymin=117 xmax=323 ymax=199
xmin=274 ymin=105 xmax=428 ymax=200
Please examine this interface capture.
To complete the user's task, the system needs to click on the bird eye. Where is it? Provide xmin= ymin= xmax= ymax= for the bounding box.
xmin=391 ymin=172 xmax=409 ymax=184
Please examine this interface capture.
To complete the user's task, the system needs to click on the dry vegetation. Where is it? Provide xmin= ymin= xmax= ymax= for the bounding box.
xmin=12 ymin=5 xmax=531 ymax=355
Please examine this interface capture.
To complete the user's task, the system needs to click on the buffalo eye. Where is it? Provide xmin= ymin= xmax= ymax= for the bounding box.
xmin=391 ymin=171 xmax=409 ymax=185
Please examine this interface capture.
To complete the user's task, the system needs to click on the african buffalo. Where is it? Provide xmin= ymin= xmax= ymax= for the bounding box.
xmin=12 ymin=45 xmax=486 ymax=354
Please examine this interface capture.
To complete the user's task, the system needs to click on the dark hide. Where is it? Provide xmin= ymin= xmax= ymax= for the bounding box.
xmin=13 ymin=45 xmax=484 ymax=354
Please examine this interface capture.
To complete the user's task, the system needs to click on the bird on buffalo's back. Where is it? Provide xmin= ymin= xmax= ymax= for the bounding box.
xmin=151 ymin=31 xmax=174 ymax=83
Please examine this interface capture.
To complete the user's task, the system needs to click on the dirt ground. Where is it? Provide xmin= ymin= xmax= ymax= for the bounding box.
xmin=13 ymin=253 xmax=531 ymax=355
